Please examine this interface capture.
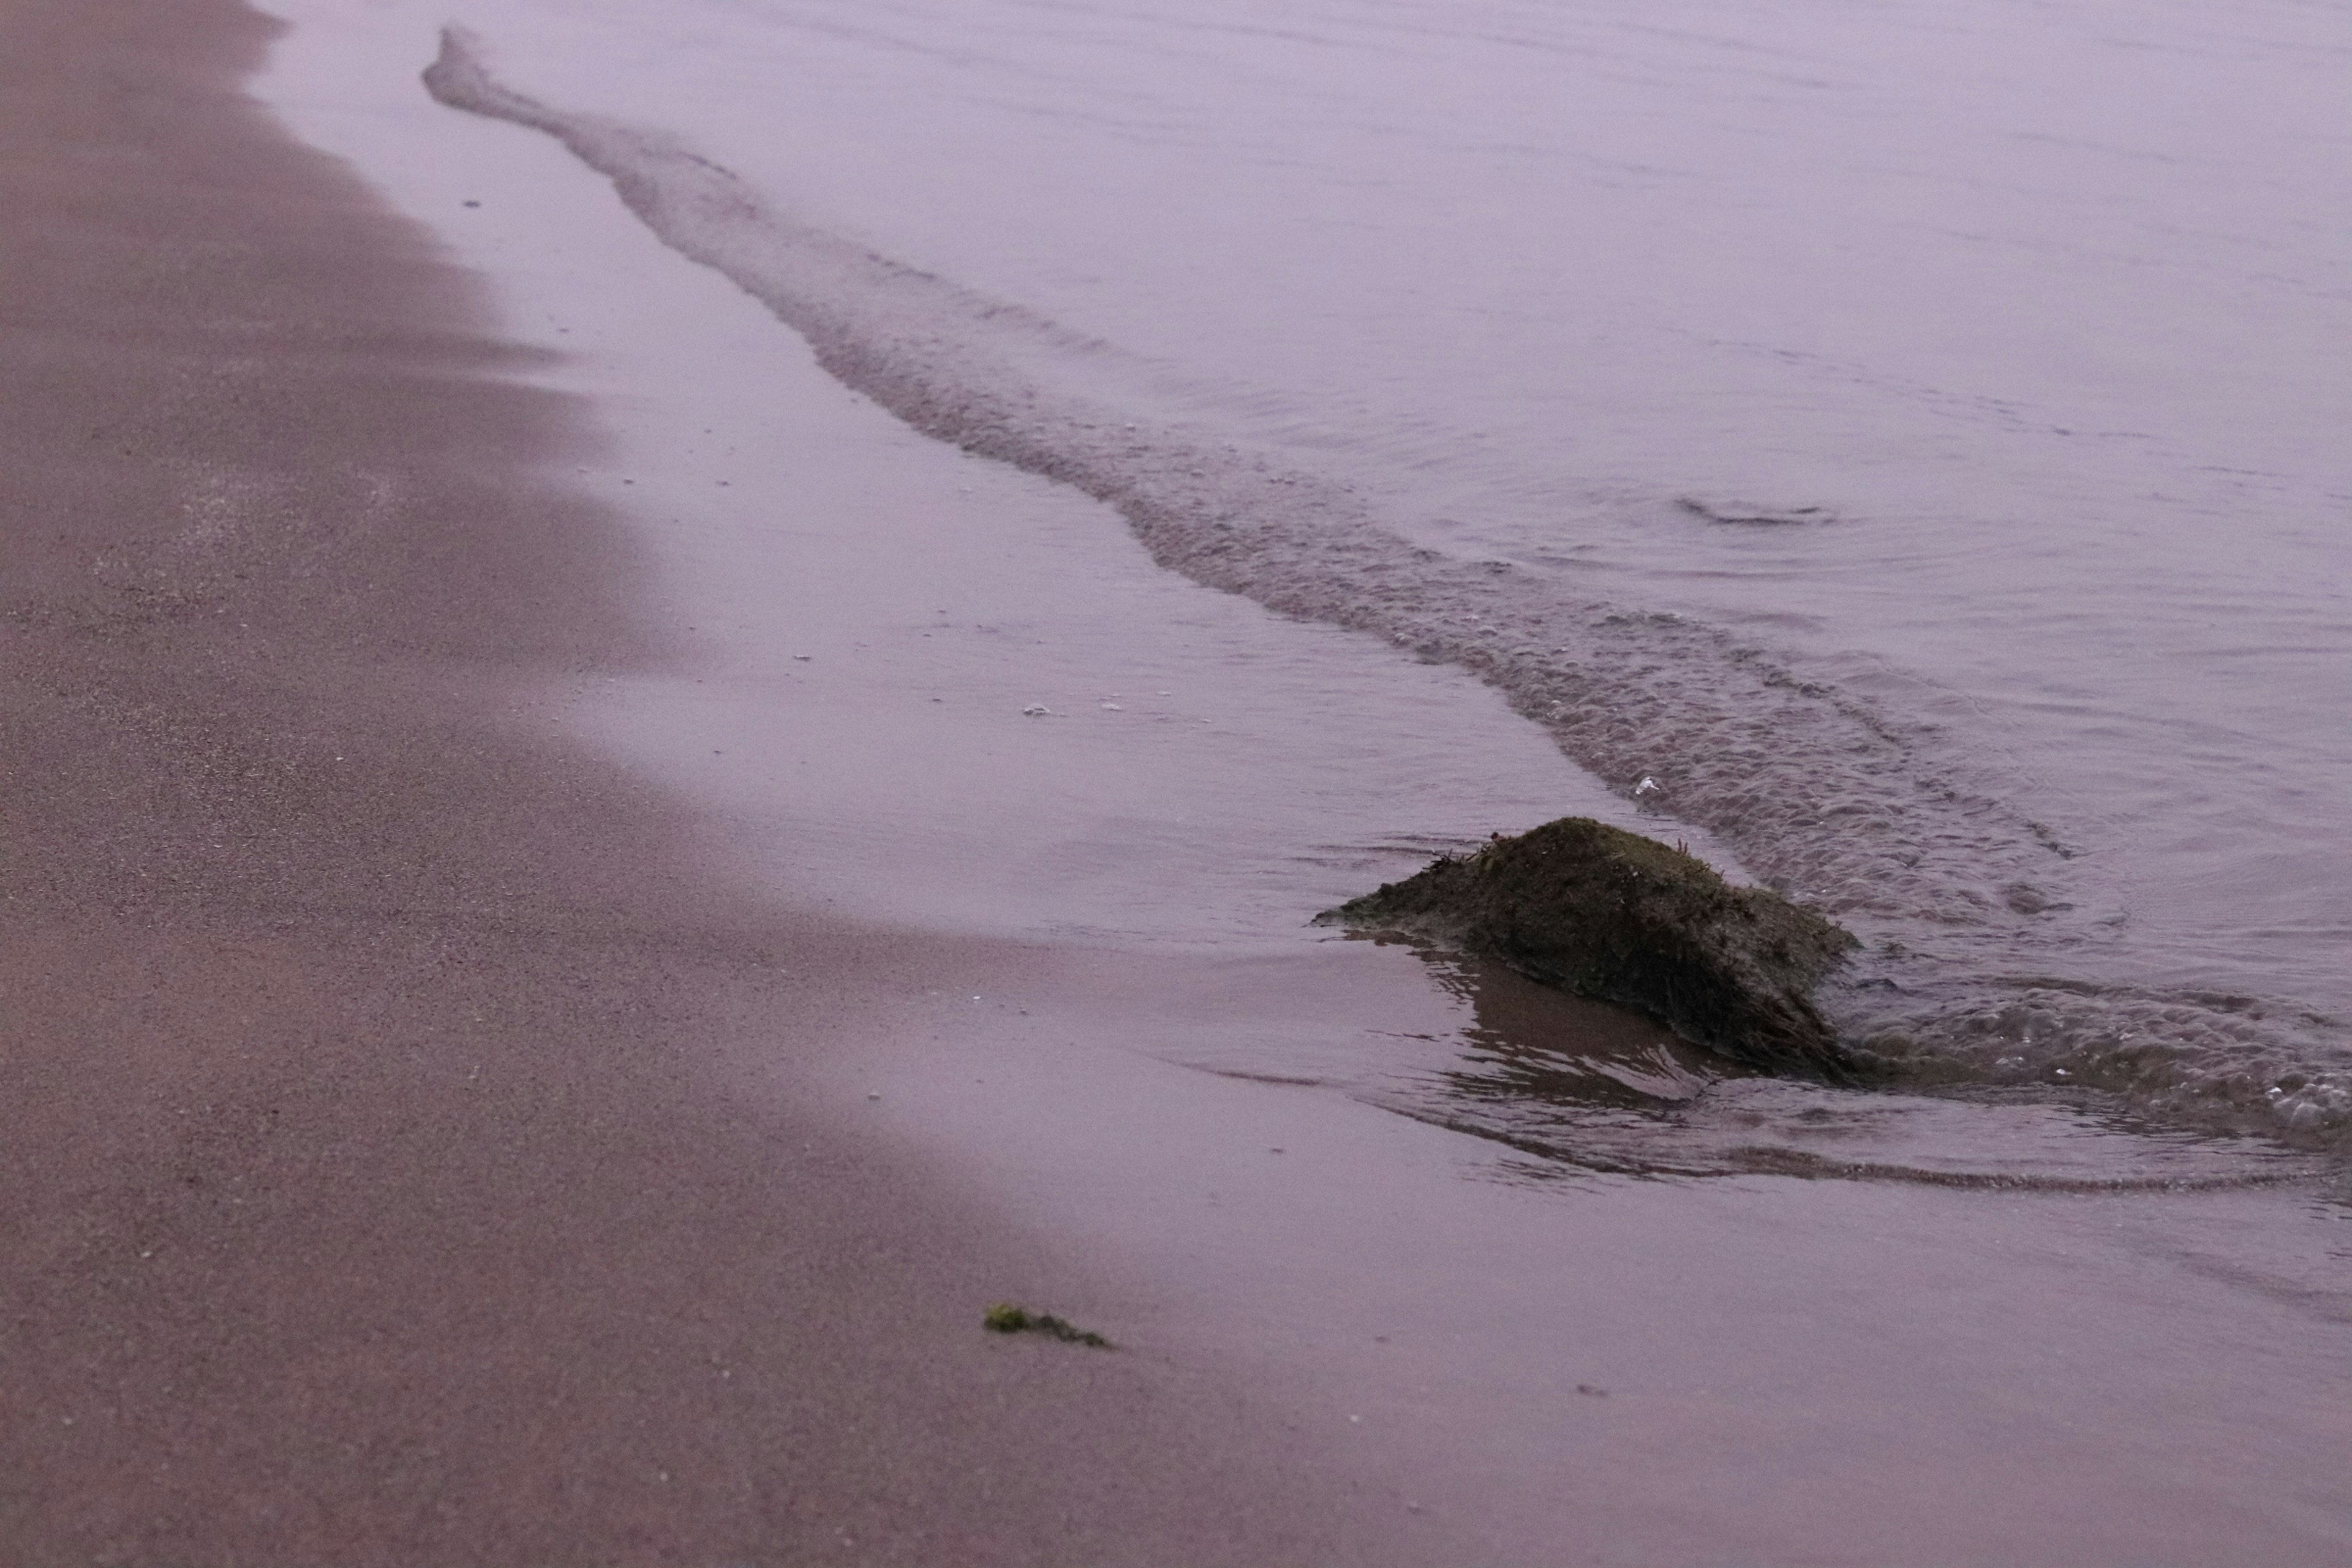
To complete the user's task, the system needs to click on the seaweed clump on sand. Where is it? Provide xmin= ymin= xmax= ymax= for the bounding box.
xmin=983 ymin=1303 xmax=1112 ymax=1348
xmin=1321 ymin=817 xmax=1863 ymax=1080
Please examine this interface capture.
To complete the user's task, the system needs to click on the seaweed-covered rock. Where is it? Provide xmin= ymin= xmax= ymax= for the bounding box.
xmin=1321 ymin=817 xmax=1861 ymax=1079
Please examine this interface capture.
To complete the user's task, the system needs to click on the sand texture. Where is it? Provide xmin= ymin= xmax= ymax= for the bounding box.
xmin=0 ymin=3 xmax=1428 ymax=1561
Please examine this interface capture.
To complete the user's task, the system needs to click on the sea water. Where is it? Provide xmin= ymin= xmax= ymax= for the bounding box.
xmin=279 ymin=0 xmax=2351 ymax=1150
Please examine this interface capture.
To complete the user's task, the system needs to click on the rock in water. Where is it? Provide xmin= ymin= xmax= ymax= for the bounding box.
xmin=1321 ymin=817 xmax=1862 ymax=1080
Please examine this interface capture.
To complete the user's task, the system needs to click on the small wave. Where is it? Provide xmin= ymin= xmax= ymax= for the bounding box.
xmin=1372 ymin=946 xmax=2334 ymax=1186
xmin=1387 ymin=1099 xmax=2319 ymax=1192
xmin=1829 ymin=968 xmax=2352 ymax=1148
xmin=1673 ymin=497 xmax=1836 ymax=527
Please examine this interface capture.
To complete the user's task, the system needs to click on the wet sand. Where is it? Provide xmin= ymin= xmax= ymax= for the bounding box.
xmin=0 ymin=2 xmax=1441 ymax=1562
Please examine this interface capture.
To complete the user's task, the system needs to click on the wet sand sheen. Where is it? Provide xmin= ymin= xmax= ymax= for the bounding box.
xmin=0 ymin=2 xmax=1434 ymax=1561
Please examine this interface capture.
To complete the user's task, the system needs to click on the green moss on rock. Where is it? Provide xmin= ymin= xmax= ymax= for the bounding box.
xmin=1322 ymin=817 xmax=1861 ymax=1080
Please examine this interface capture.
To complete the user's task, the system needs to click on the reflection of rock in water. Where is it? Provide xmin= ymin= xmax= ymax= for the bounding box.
xmin=1420 ymin=949 xmax=1722 ymax=1111
xmin=1322 ymin=817 xmax=1860 ymax=1080
xmin=1385 ymin=944 xmax=1744 ymax=1178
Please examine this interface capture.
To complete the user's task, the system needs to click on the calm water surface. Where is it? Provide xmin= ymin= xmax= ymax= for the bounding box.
xmin=345 ymin=0 xmax=2352 ymax=1144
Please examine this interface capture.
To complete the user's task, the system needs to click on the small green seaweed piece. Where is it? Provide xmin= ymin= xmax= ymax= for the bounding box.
xmin=983 ymin=1302 xmax=1111 ymax=1348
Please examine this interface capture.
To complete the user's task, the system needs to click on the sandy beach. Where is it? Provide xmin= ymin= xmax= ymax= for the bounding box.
xmin=7 ymin=1 xmax=2350 ymax=1564
xmin=0 ymin=2 xmax=1451 ymax=1561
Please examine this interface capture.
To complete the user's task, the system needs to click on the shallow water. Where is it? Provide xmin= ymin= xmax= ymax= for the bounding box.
xmin=268 ymin=1 xmax=2348 ymax=1138
xmin=388 ymin=0 xmax=2351 ymax=1144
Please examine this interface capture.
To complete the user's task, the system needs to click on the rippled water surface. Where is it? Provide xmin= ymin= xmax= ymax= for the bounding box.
xmin=307 ymin=0 xmax=2352 ymax=1142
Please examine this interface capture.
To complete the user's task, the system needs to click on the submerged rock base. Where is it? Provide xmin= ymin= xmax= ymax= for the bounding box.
xmin=1322 ymin=818 xmax=1863 ymax=1080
